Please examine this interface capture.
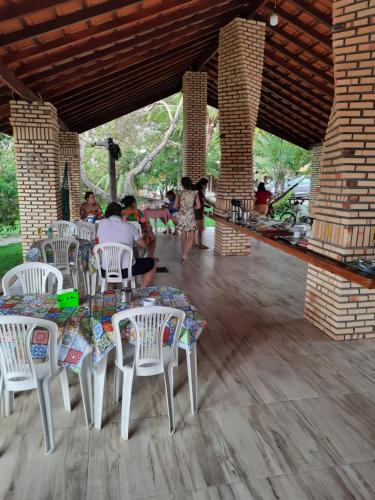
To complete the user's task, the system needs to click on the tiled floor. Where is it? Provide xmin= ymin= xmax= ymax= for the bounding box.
xmin=1 ymin=228 xmax=375 ymax=500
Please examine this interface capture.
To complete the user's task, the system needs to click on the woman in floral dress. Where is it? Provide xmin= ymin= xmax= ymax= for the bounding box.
xmin=174 ymin=177 xmax=201 ymax=262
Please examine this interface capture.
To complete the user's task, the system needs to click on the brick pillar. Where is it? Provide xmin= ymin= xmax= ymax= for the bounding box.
xmin=10 ymin=101 xmax=62 ymax=255
xmin=305 ymin=0 xmax=375 ymax=340
xmin=59 ymin=131 xmax=81 ymax=221
xmin=214 ymin=18 xmax=266 ymax=256
xmin=182 ymin=71 xmax=207 ymax=183
xmin=308 ymin=143 xmax=323 ymax=210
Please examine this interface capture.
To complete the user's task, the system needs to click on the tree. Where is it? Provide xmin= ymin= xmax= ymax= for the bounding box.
xmin=254 ymin=129 xmax=311 ymax=195
xmin=0 ymin=133 xmax=18 ymax=227
xmin=122 ymin=97 xmax=182 ymax=195
xmin=80 ymin=94 xmax=183 ymax=200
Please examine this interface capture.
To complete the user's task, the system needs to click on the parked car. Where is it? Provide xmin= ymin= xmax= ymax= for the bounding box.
xmin=264 ymin=176 xmax=310 ymax=198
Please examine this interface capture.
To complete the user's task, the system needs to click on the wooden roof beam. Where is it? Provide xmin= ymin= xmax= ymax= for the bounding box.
xmin=0 ymin=0 xmax=68 ymax=23
xmin=266 ymin=23 xmax=332 ymax=68
xmin=15 ymin=0 xmax=242 ymax=76
xmin=67 ymin=82 xmax=182 ymax=132
xmin=193 ymin=0 xmax=270 ymax=71
xmin=0 ymin=59 xmax=68 ymax=131
xmin=56 ymin=57 xmax=199 ymax=114
xmin=64 ymin=76 xmax=182 ymax=126
xmin=267 ymin=38 xmax=333 ymax=86
xmin=50 ymin=44 xmax=208 ymax=105
xmin=270 ymin=3 xmax=332 ymax=50
xmin=205 ymin=64 xmax=329 ymax=123
xmin=263 ymin=64 xmax=332 ymax=110
xmin=286 ymin=0 xmax=332 ymax=29
xmin=39 ymin=34 xmax=217 ymax=98
xmin=0 ymin=0 xmax=143 ymax=47
xmin=264 ymin=51 xmax=333 ymax=97
xmin=3 ymin=0 xmax=204 ymax=64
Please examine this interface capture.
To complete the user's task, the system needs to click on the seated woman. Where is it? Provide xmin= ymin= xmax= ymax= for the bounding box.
xmin=121 ymin=195 xmax=157 ymax=259
xmin=97 ymin=202 xmax=156 ymax=287
xmin=162 ymin=190 xmax=179 ymax=235
xmin=254 ymin=182 xmax=272 ymax=216
xmin=80 ymin=191 xmax=103 ymax=221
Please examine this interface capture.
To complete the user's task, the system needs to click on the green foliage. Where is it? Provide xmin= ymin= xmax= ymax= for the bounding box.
xmin=0 ymin=133 xmax=19 ymax=229
xmin=0 ymin=243 xmax=23 ymax=277
xmin=254 ymin=129 xmax=311 ymax=195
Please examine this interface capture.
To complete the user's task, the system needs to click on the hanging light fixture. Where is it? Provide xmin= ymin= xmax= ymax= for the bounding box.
xmin=270 ymin=0 xmax=279 ymax=26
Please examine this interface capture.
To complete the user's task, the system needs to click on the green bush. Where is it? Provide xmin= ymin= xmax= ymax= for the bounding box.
xmin=0 ymin=134 xmax=19 ymax=228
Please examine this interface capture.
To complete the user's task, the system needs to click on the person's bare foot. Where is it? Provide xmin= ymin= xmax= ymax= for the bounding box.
xmin=197 ymin=244 xmax=209 ymax=250
xmin=181 ymin=255 xmax=188 ymax=262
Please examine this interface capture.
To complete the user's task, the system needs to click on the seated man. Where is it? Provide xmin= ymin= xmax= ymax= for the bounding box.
xmin=97 ymin=202 xmax=156 ymax=287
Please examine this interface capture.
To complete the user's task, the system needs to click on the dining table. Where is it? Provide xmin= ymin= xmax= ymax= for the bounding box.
xmin=26 ymin=238 xmax=98 ymax=295
xmin=0 ymin=287 xmax=205 ymax=429
xmin=143 ymin=207 xmax=171 ymax=233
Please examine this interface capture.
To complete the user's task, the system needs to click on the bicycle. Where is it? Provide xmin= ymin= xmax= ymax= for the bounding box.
xmin=270 ymin=197 xmax=312 ymax=227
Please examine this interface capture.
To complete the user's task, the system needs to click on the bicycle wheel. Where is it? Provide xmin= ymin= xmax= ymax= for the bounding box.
xmin=279 ymin=212 xmax=297 ymax=226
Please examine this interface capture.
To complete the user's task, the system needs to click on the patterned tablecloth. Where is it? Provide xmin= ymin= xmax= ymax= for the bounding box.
xmin=0 ymin=287 xmax=205 ymax=371
xmin=26 ymin=238 xmax=97 ymax=274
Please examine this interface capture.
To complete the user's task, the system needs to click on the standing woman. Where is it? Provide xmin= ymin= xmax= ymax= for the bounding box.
xmin=254 ymin=182 xmax=272 ymax=216
xmin=174 ymin=177 xmax=201 ymax=262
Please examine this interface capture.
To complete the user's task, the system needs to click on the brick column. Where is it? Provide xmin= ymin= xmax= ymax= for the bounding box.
xmin=308 ymin=143 xmax=323 ymax=210
xmin=305 ymin=0 xmax=375 ymax=340
xmin=182 ymin=71 xmax=207 ymax=183
xmin=59 ymin=131 xmax=81 ymax=221
xmin=10 ymin=101 xmax=62 ymax=255
xmin=214 ymin=18 xmax=266 ymax=256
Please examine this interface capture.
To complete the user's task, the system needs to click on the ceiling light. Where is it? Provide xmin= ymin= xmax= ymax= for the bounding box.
xmin=270 ymin=0 xmax=278 ymax=26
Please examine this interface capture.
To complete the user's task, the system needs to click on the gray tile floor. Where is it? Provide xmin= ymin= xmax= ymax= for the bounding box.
xmin=1 ymin=228 xmax=375 ymax=500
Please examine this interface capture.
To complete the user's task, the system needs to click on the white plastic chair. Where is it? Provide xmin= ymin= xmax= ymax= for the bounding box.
xmin=41 ymin=237 xmax=79 ymax=289
xmin=0 ymin=316 xmax=71 ymax=454
xmin=93 ymin=242 xmax=135 ymax=292
xmin=49 ymin=220 xmax=77 ymax=237
xmin=126 ymin=220 xmax=143 ymax=239
xmin=76 ymin=221 xmax=96 ymax=242
xmin=2 ymin=263 xmax=63 ymax=295
xmin=112 ymin=306 xmax=185 ymax=440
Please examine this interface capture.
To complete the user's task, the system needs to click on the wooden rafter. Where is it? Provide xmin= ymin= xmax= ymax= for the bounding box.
xmin=0 ymin=59 xmax=69 ymax=131
xmin=194 ymin=0 xmax=270 ymax=70
xmin=14 ymin=0 xmax=242 ymax=77
xmin=286 ymin=0 xmax=331 ymax=28
xmin=0 ymin=0 xmax=68 ymax=23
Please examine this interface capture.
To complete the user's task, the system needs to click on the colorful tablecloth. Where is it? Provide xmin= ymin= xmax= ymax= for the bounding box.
xmin=26 ymin=238 xmax=97 ymax=274
xmin=0 ymin=287 xmax=205 ymax=371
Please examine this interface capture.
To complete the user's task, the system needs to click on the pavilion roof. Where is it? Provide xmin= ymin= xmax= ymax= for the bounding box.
xmin=0 ymin=0 xmax=332 ymax=148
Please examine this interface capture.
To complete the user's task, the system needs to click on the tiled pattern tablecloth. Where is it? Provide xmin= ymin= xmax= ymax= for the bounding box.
xmin=0 ymin=287 xmax=205 ymax=371
xmin=26 ymin=238 xmax=97 ymax=274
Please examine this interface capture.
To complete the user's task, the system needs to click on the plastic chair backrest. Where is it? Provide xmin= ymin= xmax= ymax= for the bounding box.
xmin=126 ymin=221 xmax=143 ymax=239
xmin=93 ymin=242 xmax=133 ymax=281
xmin=112 ymin=306 xmax=185 ymax=376
xmin=41 ymin=237 xmax=79 ymax=272
xmin=76 ymin=221 xmax=96 ymax=241
xmin=50 ymin=221 xmax=77 ymax=237
xmin=2 ymin=263 xmax=63 ymax=295
xmin=0 ymin=316 xmax=58 ymax=392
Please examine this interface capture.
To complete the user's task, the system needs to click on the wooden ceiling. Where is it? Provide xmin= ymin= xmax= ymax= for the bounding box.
xmin=0 ymin=0 xmax=332 ymax=148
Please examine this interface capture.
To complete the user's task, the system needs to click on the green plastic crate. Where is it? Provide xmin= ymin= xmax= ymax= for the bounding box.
xmin=56 ymin=289 xmax=79 ymax=309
